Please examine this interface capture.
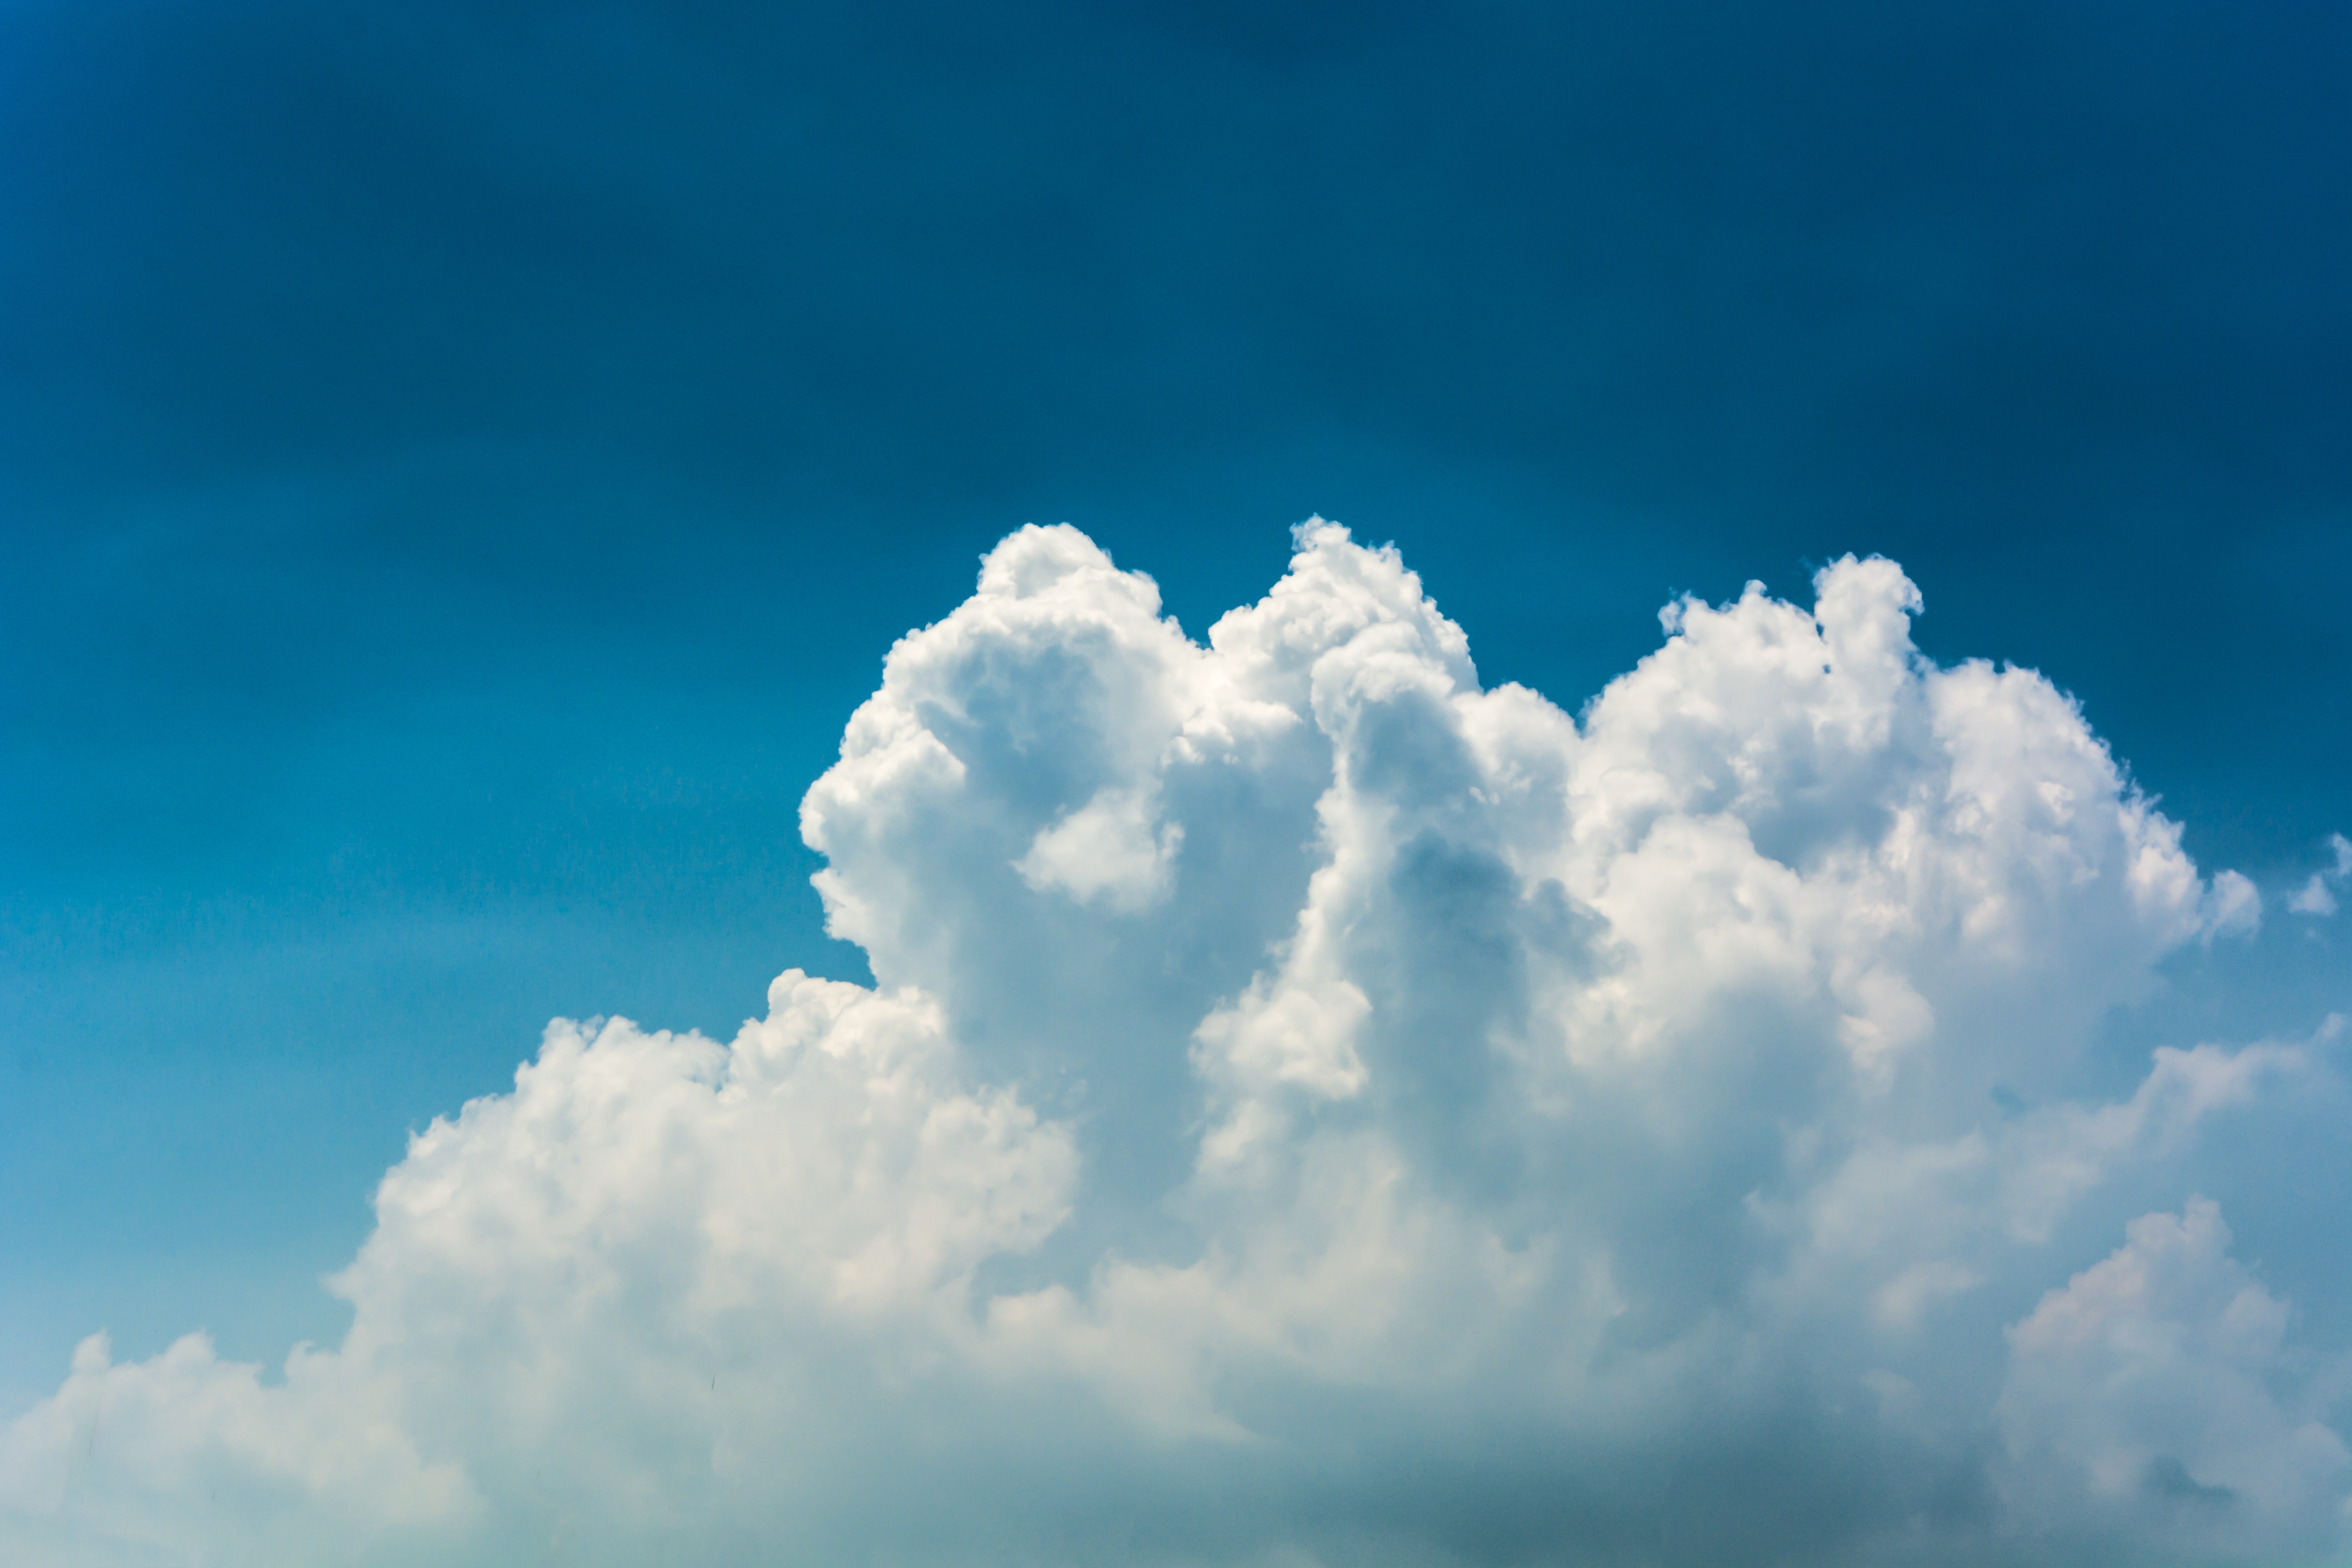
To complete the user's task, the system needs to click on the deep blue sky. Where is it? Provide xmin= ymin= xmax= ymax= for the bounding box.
xmin=3 ymin=0 xmax=2348 ymax=1408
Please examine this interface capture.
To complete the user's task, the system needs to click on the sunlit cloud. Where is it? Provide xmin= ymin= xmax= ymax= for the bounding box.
xmin=5 ymin=523 xmax=2334 ymax=1568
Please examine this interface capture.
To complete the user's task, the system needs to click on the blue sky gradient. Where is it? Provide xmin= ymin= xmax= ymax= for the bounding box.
xmin=2 ymin=3 xmax=2348 ymax=1558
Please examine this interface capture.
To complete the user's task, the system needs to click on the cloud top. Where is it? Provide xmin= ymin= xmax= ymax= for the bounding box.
xmin=4 ymin=522 xmax=2332 ymax=1567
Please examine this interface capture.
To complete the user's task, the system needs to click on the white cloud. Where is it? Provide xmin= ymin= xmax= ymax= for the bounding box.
xmin=2287 ymin=832 xmax=2352 ymax=917
xmin=3 ymin=521 xmax=2336 ymax=1566
xmin=2203 ymin=869 xmax=2263 ymax=942
xmin=1015 ymin=785 xmax=1185 ymax=910
xmin=1998 ymin=1199 xmax=2352 ymax=1560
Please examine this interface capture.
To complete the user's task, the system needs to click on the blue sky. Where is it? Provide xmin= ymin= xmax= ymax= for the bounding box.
xmin=2 ymin=2 xmax=2349 ymax=1563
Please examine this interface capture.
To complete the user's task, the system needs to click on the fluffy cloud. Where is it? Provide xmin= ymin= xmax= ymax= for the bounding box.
xmin=3 ymin=522 xmax=2336 ymax=1566
xmin=1998 ymin=1198 xmax=2351 ymax=1560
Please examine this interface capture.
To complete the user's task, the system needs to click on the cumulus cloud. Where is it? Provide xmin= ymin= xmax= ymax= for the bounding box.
xmin=3 ymin=521 xmax=2337 ymax=1566
xmin=1998 ymin=1199 xmax=2352 ymax=1560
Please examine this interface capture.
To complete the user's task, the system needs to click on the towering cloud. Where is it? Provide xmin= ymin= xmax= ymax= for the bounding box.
xmin=3 ymin=523 xmax=2333 ymax=1566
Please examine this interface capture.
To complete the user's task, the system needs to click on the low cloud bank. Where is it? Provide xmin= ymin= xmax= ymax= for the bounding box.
xmin=6 ymin=522 xmax=2340 ymax=1566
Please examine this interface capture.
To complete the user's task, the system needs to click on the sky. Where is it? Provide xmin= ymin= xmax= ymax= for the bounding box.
xmin=2 ymin=1 xmax=2349 ymax=1563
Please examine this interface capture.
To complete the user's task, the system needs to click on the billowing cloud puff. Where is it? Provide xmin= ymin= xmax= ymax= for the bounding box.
xmin=4 ymin=522 xmax=2337 ymax=1566
xmin=1998 ymin=1198 xmax=2351 ymax=1561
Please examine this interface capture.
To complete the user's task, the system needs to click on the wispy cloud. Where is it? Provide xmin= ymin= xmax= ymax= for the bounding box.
xmin=2288 ymin=833 xmax=2352 ymax=918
